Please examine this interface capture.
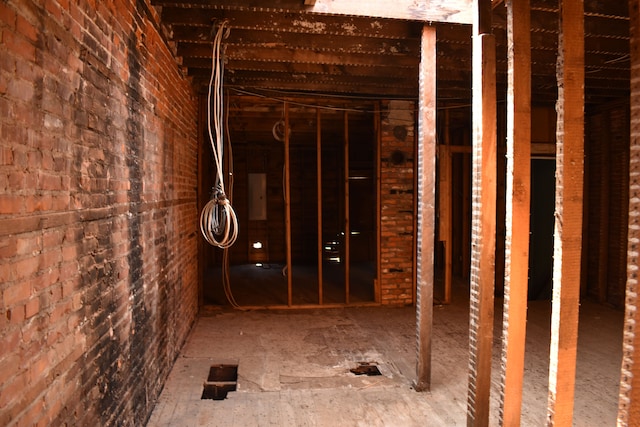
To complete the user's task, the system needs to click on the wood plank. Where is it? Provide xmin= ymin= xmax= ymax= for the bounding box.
xmin=546 ymin=0 xmax=584 ymax=424
xmin=415 ymin=23 xmax=436 ymax=392
xmin=500 ymin=0 xmax=531 ymax=425
xmin=317 ymin=108 xmax=324 ymax=305
xmin=160 ymin=7 xmax=424 ymax=39
xmin=171 ymin=26 xmax=421 ymax=56
xmin=344 ymin=110 xmax=350 ymax=305
xmin=153 ymin=0 xmax=473 ymax=24
xmin=285 ymin=102 xmax=293 ymax=306
xmin=375 ymin=102 xmax=382 ymax=304
xmin=177 ymin=43 xmax=420 ymax=67
xmin=306 ymin=0 xmax=472 ymax=24
xmin=439 ymin=139 xmax=453 ymax=304
xmin=467 ymin=0 xmax=497 ymax=424
xmin=619 ymin=1 xmax=640 ymax=423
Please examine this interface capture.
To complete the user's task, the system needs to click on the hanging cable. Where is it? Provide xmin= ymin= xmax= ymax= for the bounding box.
xmin=222 ymin=92 xmax=240 ymax=308
xmin=200 ymin=21 xmax=239 ymax=249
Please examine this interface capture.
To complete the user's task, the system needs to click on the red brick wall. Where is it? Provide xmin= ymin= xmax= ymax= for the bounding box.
xmin=380 ymin=100 xmax=415 ymax=305
xmin=0 ymin=0 xmax=198 ymax=425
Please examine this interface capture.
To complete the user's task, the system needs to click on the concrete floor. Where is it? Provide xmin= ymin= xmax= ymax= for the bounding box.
xmin=147 ymin=292 xmax=623 ymax=426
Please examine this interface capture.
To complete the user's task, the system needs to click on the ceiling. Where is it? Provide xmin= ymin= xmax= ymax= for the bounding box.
xmin=151 ymin=0 xmax=630 ymax=107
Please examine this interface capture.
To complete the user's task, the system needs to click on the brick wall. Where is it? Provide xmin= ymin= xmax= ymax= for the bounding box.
xmin=0 ymin=0 xmax=199 ymax=425
xmin=379 ymin=100 xmax=415 ymax=305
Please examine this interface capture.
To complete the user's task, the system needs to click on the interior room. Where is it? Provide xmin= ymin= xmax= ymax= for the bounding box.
xmin=1 ymin=0 xmax=638 ymax=426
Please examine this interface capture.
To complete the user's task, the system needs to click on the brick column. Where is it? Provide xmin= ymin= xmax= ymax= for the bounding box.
xmin=379 ymin=100 xmax=415 ymax=305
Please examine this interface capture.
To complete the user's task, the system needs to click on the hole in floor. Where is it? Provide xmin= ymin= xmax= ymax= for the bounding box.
xmin=201 ymin=364 xmax=238 ymax=400
xmin=350 ymin=362 xmax=381 ymax=376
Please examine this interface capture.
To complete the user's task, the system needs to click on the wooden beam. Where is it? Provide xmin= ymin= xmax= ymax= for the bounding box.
xmin=154 ymin=0 xmax=473 ymax=24
xmin=500 ymin=0 xmax=531 ymax=425
xmin=171 ymin=26 xmax=421 ymax=56
xmin=307 ymin=0 xmax=472 ymax=24
xmin=178 ymin=44 xmax=420 ymax=68
xmin=415 ymin=23 xmax=436 ymax=393
xmin=467 ymin=0 xmax=496 ymax=425
xmin=619 ymin=0 xmax=640 ymax=423
xmin=285 ymin=102 xmax=293 ymax=306
xmin=317 ymin=107 xmax=323 ymax=305
xmin=439 ymin=135 xmax=453 ymax=304
xmin=344 ymin=110 xmax=350 ymax=305
xmin=546 ymin=0 xmax=584 ymax=424
xmin=375 ymin=102 xmax=382 ymax=304
xmin=160 ymin=7 xmax=424 ymax=38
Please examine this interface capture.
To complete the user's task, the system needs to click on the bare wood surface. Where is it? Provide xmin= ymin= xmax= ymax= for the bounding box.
xmin=316 ymin=108 xmax=324 ymax=305
xmin=344 ymin=110 xmax=350 ymax=305
xmin=500 ymin=0 xmax=531 ymax=424
xmin=467 ymin=0 xmax=497 ymax=424
xmin=151 ymin=291 xmax=623 ymax=426
xmin=547 ymin=0 xmax=584 ymax=424
xmin=375 ymin=102 xmax=382 ymax=304
xmin=618 ymin=1 xmax=640 ymax=424
xmin=153 ymin=0 xmax=473 ymax=24
xmin=438 ymin=143 xmax=452 ymax=304
xmin=415 ymin=24 xmax=437 ymax=392
xmin=285 ymin=102 xmax=293 ymax=306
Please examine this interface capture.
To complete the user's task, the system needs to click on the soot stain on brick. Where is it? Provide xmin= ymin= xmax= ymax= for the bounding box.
xmin=124 ymin=24 xmax=152 ymax=421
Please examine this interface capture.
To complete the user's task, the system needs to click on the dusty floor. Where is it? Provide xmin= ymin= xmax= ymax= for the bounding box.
xmin=147 ymin=292 xmax=623 ymax=426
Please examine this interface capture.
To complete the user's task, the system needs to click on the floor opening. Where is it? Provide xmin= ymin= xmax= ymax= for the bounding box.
xmin=201 ymin=364 xmax=238 ymax=400
xmin=350 ymin=362 xmax=381 ymax=376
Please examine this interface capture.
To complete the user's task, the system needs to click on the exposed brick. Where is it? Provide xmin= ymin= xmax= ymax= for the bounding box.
xmin=0 ymin=194 xmax=23 ymax=214
xmin=2 ymin=1 xmax=198 ymax=425
xmin=0 ymin=3 xmax=16 ymax=28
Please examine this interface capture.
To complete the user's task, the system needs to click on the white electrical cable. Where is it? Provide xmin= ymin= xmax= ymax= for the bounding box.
xmin=200 ymin=21 xmax=239 ymax=249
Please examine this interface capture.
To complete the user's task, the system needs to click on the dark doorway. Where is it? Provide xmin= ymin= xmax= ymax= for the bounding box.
xmin=528 ymin=158 xmax=556 ymax=300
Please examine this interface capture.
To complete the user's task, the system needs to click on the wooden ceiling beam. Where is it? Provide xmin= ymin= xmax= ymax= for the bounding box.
xmin=177 ymin=43 xmax=420 ymax=67
xmin=170 ymin=26 xmax=420 ymax=55
xmin=152 ymin=0 xmax=473 ymax=24
xmin=184 ymin=58 xmax=419 ymax=80
xmin=159 ymin=7 xmax=423 ymax=39
xmin=192 ymin=77 xmax=419 ymax=97
xmin=223 ymin=70 xmax=416 ymax=88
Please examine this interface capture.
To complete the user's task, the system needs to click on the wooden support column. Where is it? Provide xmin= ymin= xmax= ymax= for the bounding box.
xmin=375 ymin=102 xmax=382 ymax=304
xmin=285 ymin=102 xmax=293 ymax=306
xmin=415 ymin=23 xmax=436 ymax=392
xmin=344 ymin=110 xmax=350 ymax=304
xmin=500 ymin=0 xmax=531 ymax=424
xmin=547 ymin=0 xmax=584 ymax=425
xmin=619 ymin=1 xmax=640 ymax=424
xmin=317 ymin=108 xmax=324 ymax=305
xmin=467 ymin=0 xmax=496 ymax=425
xmin=439 ymin=111 xmax=453 ymax=304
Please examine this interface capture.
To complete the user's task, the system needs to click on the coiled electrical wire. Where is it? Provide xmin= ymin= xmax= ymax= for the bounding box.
xmin=200 ymin=21 xmax=238 ymax=249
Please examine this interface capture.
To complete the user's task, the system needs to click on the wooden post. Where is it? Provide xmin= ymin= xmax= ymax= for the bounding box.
xmin=344 ymin=110 xmax=350 ymax=304
xmin=439 ymin=110 xmax=453 ymax=304
xmin=415 ymin=23 xmax=436 ymax=393
xmin=618 ymin=0 xmax=640 ymax=424
xmin=285 ymin=102 xmax=293 ymax=306
xmin=375 ymin=102 xmax=382 ymax=304
xmin=547 ymin=0 xmax=584 ymax=425
xmin=500 ymin=0 xmax=531 ymax=424
xmin=467 ymin=0 xmax=496 ymax=425
xmin=317 ymin=107 xmax=324 ymax=305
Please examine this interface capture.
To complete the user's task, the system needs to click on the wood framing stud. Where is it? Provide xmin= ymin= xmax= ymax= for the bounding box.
xmin=316 ymin=108 xmax=324 ymax=305
xmin=467 ymin=0 xmax=496 ymax=425
xmin=499 ymin=0 xmax=531 ymax=425
xmin=547 ymin=0 xmax=584 ymax=424
xmin=415 ymin=24 xmax=437 ymax=392
xmin=285 ymin=102 xmax=293 ymax=306
xmin=618 ymin=0 xmax=640 ymax=424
